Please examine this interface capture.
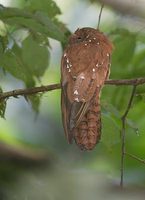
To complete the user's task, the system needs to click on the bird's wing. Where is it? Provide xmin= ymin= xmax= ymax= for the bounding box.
xmin=61 ymin=42 xmax=111 ymax=143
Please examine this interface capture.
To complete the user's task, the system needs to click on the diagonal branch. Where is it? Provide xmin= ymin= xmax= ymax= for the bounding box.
xmin=125 ymin=152 xmax=145 ymax=165
xmin=0 ymin=77 xmax=145 ymax=102
xmin=120 ymin=85 xmax=137 ymax=188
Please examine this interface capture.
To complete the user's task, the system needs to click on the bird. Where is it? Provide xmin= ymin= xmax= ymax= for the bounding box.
xmin=61 ymin=27 xmax=113 ymax=150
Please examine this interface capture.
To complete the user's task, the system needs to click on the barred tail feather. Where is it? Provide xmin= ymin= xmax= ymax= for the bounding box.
xmin=73 ymin=89 xmax=101 ymax=150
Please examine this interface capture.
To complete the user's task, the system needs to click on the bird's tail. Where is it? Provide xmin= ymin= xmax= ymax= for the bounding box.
xmin=74 ymin=88 xmax=101 ymax=150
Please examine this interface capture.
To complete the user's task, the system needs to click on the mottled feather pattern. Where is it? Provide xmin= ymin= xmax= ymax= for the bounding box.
xmin=74 ymin=88 xmax=101 ymax=150
xmin=61 ymin=27 xmax=113 ymax=150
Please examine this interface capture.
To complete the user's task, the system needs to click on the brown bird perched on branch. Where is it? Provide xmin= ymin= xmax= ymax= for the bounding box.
xmin=61 ymin=27 xmax=113 ymax=150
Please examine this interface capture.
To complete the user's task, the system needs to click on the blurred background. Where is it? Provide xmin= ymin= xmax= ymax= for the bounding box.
xmin=0 ymin=0 xmax=145 ymax=199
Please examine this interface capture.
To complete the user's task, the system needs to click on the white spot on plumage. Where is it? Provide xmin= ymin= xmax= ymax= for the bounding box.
xmin=96 ymin=64 xmax=99 ymax=67
xmin=64 ymin=53 xmax=67 ymax=57
xmin=80 ymin=75 xmax=85 ymax=80
xmin=73 ymin=76 xmax=77 ymax=80
xmin=66 ymin=58 xmax=69 ymax=63
xmin=74 ymin=90 xmax=79 ymax=95
xmin=84 ymin=43 xmax=87 ymax=46
xmin=68 ymin=69 xmax=71 ymax=72
xmin=93 ymin=37 xmax=96 ymax=40
xmin=107 ymin=53 xmax=109 ymax=57
xmin=92 ymin=68 xmax=95 ymax=72
xmin=69 ymin=64 xmax=72 ymax=67
xmin=74 ymin=97 xmax=79 ymax=102
xmin=89 ymin=39 xmax=91 ymax=42
xmin=66 ymin=64 xmax=69 ymax=68
xmin=97 ymin=42 xmax=100 ymax=45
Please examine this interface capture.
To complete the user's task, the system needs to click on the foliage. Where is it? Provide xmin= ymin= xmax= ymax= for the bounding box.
xmin=0 ymin=87 xmax=6 ymax=118
xmin=0 ymin=0 xmax=145 ymax=189
xmin=0 ymin=0 xmax=70 ymax=111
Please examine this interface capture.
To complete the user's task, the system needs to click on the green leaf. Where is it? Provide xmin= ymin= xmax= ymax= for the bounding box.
xmin=110 ymin=29 xmax=136 ymax=78
xmin=136 ymin=30 xmax=145 ymax=43
xmin=126 ymin=118 xmax=139 ymax=135
xmin=0 ymin=35 xmax=49 ymax=86
xmin=34 ymin=11 xmax=66 ymax=41
xmin=29 ymin=31 xmax=50 ymax=47
xmin=22 ymin=35 xmax=49 ymax=78
xmin=0 ymin=88 xmax=6 ymax=118
xmin=131 ymin=49 xmax=145 ymax=77
xmin=0 ymin=35 xmax=8 ymax=54
xmin=0 ymin=43 xmax=35 ymax=87
xmin=25 ymin=0 xmax=61 ymax=18
xmin=0 ymin=7 xmax=66 ymax=42
xmin=0 ymin=20 xmax=7 ymax=36
xmin=102 ymin=102 xmax=121 ymax=118
xmin=102 ymin=102 xmax=122 ymax=129
xmin=52 ymin=18 xmax=71 ymax=48
xmin=28 ymin=95 xmax=41 ymax=114
xmin=101 ymin=113 xmax=120 ymax=150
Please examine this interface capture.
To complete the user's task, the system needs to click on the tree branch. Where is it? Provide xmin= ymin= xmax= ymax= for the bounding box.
xmin=125 ymin=152 xmax=145 ymax=165
xmin=120 ymin=85 xmax=137 ymax=188
xmin=98 ymin=0 xmax=145 ymax=19
xmin=0 ymin=77 xmax=144 ymax=185
xmin=0 ymin=78 xmax=145 ymax=102
xmin=0 ymin=83 xmax=60 ymax=102
xmin=105 ymin=77 xmax=145 ymax=86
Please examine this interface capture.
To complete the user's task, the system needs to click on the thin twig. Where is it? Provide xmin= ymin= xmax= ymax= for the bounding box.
xmin=125 ymin=152 xmax=145 ymax=165
xmin=122 ymin=85 xmax=137 ymax=119
xmin=0 ymin=78 xmax=145 ymax=102
xmin=97 ymin=4 xmax=104 ymax=29
xmin=120 ymin=85 xmax=137 ymax=188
